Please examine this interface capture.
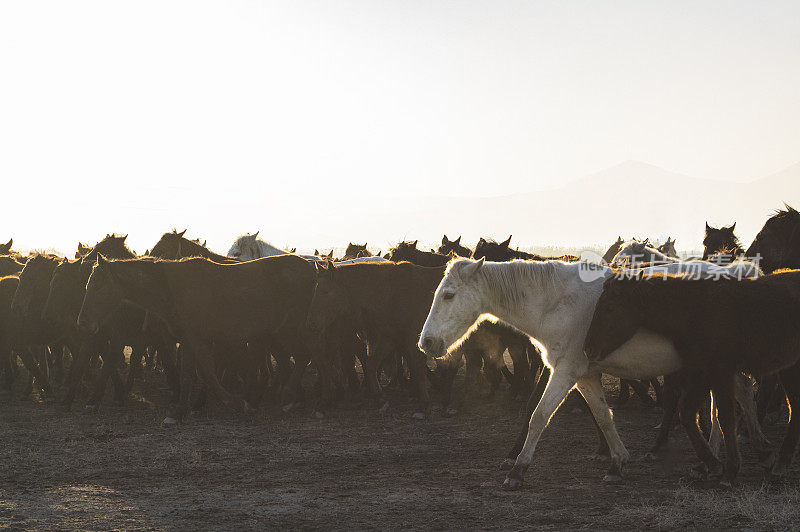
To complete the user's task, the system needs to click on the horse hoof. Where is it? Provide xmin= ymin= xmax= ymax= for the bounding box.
xmin=603 ymin=473 xmax=623 ymax=483
xmin=162 ymin=417 xmax=178 ymax=427
xmin=282 ymin=403 xmax=294 ymax=413
xmin=718 ymin=480 xmax=733 ymax=490
xmin=499 ymin=458 xmax=515 ymax=471
xmin=412 ymin=412 xmax=426 ymax=420
xmin=502 ymin=477 xmax=523 ymax=491
xmin=243 ymin=400 xmax=252 ymax=413
xmin=445 ymin=408 xmax=458 ymax=417
xmin=84 ymin=404 xmax=98 ymax=412
xmin=378 ymin=402 xmax=389 ymax=413
xmin=313 ymin=410 xmax=325 ymax=419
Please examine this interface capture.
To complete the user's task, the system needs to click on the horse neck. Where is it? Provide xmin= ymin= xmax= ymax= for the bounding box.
xmin=257 ymin=240 xmax=283 ymax=257
xmin=476 ymin=261 xmax=587 ymax=341
xmin=116 ymin=261 xmax=173 ymax=321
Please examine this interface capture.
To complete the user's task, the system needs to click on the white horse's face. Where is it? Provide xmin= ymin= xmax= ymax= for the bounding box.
xmin=228 ymin=233 xmax=260 ymax=261
xmin=418 ymin=259 xmax=485 ymax=358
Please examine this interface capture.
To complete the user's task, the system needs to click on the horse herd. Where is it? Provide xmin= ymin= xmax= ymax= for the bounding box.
xmin=2 ymin=204 xmax=800 ymax=491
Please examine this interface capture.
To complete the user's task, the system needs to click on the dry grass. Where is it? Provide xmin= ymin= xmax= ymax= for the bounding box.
xmin=602 ymin=481 xmax=800 ymax=530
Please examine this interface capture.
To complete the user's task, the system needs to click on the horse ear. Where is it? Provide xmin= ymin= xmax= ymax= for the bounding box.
xmin=253 ymin=231 xmax=259 ymax=239
xmin=705 ymin=222 xmax=711 ymax=231
xmin=412 ymin=240 xmax=418 ymax=247
xmin=178 ymin=229 xmax=187 ymax=238
xmin=96 ymin=254 xmax=109 ymax=267
xmin=461 ymin=257 xmax=485 ymax=279
xmin=727 ymin=222 xmax=736 ymax=232
xmin=327 ymin=250 xmax=334 ymax=258
xmin=442 ymin=235 xmax=449 ymax=245
xmin=454 ymin=236 xmax=461 ymax=245
xmin=144 ymin=249 xmax=150 ymax=256
xmin=6 ymin=238 xmax=12 ymax=248
xmin=121 ymin=234 xmax=128 ymax=242
xmin=643 ymin=238 xmax=649 ymax=245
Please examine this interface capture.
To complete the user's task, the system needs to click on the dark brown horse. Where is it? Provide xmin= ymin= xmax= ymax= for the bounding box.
xmin=388 ymin=241 xmax=450 ymax=267
xmin=78 ymin=254 xmax=318 ymax=421
xmin=473 ymin=236 xmax=578 ymax=262
xmin=307 ymin=260 xmax=444 ymax=417
xmin=747 ymin=205 xmax=800 ymax=273
xmin=438 ymin=235 xmax=471 ymax=257
xmin=584 ymin=272 xmax=800 ymax=484
xmin=9 ymin=254 xmax=65 ymax=396
xmin=149 ymin=230 xmax=237 ymax=263
xmin=45 ymin=236 xmax=155 ymax=409
xmin=702 ymin=222 xmax=743 ymax=260
xmin=341 ymin=243 xmax=369 ymax=261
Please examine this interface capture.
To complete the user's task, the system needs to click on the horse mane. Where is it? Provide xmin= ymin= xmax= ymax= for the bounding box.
xmin=449 ymin=258 xmax=573 ymax=311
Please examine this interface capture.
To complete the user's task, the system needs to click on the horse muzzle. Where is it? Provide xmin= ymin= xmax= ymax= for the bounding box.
xmin=418 ymin=335 xmax=446 ymax=358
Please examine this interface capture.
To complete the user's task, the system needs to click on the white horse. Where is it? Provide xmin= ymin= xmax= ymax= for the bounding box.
xmin=418 ymin=257 xmax=759 ymax=490
xmin=228 ymin=232 xmax=317 ymax=261
xmin=611 ymin=239 xmax=678 ymax=267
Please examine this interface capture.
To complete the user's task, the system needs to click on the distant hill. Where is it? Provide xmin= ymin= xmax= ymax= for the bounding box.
xmin=321 ymin=160 xmax=800 ymax=254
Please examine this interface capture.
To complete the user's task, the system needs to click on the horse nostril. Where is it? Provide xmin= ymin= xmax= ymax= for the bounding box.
xmin=422 ymin=337 xmax=433 ymax=350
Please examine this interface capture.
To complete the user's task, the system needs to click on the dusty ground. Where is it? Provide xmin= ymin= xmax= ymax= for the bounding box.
xmin=1 ymin=370 xmax=799 ymax=530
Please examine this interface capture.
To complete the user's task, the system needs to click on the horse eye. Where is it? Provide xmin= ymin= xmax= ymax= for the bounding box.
xmin=443 ymin=292 xmax=455 ymax=301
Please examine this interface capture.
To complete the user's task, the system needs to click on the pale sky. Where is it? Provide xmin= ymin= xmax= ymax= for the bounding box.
xmin=1 ymin=1 xmax=799 ymax=255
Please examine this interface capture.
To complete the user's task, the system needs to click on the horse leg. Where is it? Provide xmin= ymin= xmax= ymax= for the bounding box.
xmin=127 ymin=343 xmax=145 ymax=393
xmin=629 ymin=379 xmax=655 ymax=407
xmin=616 ymin=379 xmax=632 ymax=406
xmin=188 ymin=341 xmax=242 ymax=412
xmin=678 ymin=373 xmax=722 ymax=478
xmin=404 ymin=349 xmax=430 ymax=419
xmin=164 ymin=344 xmax=194 ymax=424
xmin=87 ymin=343 xmax=127 ymax=407
xmin=61 ymin=340 xmax=93 ymax=408
xmin=507 ymin=343 xmax=531 ymax=400
xmin=732 ymin=374 xmax=770 ymax=459
xmin=576 ymin=373 xmax=630 ymax=482
xmin=282 ymin=347 xmax=311 ymax=408
xmin=652 ymin=372 xmax=681 ymax=452
xmin=650 ymin=377 xmax=663 ymax=406
xmin=502 ymin=365 xmax=550 ymax=469
xmin=364 ymin=341 xmax=385 ymax=400
xmin=769 ymin=364 xmax=800 ymax=477
xmin=17 ymin=347 xmax=51 ymax=397
xmin=756 ymin=374 xmax=779 ymax=423
xmin=710 ymin=372 xmax=740 ymax=486
xmin=159 ymin=341 xmax=181 ymax=404
xmin=503 ymin=362 xmax=578 ymax=490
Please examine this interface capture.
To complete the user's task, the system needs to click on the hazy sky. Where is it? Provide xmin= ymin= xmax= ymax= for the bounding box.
xmin=2 ymin=1 xmax=799 ymax=254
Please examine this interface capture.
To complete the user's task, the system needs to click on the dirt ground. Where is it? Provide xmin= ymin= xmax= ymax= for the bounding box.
xmin=1 ymin=370 xmax=799 ymax=530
